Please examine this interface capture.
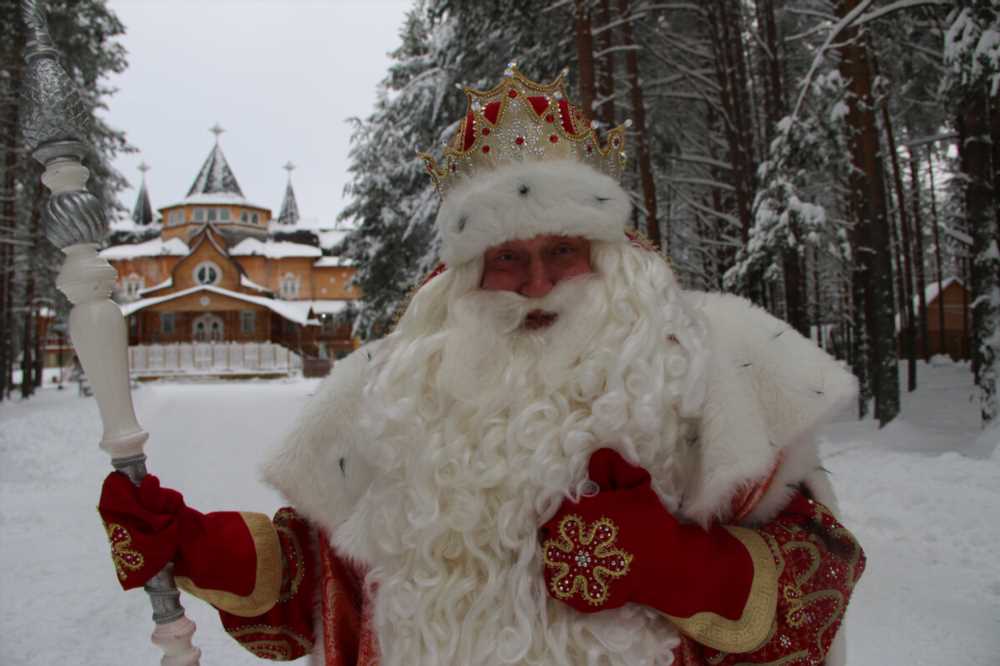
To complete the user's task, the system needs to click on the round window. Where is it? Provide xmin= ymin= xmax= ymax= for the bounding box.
xmin=193 ymin=261 xmax=221 ymax=286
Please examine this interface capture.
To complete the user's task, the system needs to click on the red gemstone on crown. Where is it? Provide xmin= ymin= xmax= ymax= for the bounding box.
xmin=546 ymin=114 xmax=555 ymax=123
xmin=482 ymin=145 xmax=491 ymax=154
xmin=515 ymin=136 xmax=525 ymax=145
xmin=508 ymin=89 xmax=518 ymax=98
xmin=549 ymin=135 xmax=558 ymax=143
xmin=482 ymin=127 xmax=491 ymax=136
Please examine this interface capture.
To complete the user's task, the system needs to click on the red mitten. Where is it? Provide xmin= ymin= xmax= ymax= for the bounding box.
xmin=98 ymin=471 xmax=203 ymax=589
xmin=540 ymin=448 xmax=755 ymax=621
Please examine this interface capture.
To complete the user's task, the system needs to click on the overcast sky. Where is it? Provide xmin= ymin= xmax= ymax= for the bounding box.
xmin=102 ymin=0 xmax=412 ymax=227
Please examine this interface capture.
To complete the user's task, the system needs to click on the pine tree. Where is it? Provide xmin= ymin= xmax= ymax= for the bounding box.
xmin=0 ymin=0 xmax=130 ymax=400
xmin=943 ymin=1 xmax=1000 ymax=424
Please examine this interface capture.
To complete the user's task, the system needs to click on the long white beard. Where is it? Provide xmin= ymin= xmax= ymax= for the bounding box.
xmin=335 ymin=241 xmax=707 ymax=666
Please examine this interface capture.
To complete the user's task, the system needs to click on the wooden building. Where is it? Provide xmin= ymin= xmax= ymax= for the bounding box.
xmin=101 ymin=134 xmax=359 ymax=368
xmin=897 ymin=277 xmax=971 ymax=360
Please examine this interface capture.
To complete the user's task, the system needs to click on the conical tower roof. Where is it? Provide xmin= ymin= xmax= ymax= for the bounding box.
xmin=186 ymin=124 xmax=245 ymax=199
xmin=277 ymin=161 xmax=300 ymax=226
xmin=132 ymin=162 xmax=154 ymax=226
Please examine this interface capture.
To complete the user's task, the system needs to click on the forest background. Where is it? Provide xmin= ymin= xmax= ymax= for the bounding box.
xmin=1 ymin=0 xmax=998 ymax=430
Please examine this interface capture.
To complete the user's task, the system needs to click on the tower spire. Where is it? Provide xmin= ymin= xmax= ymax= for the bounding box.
xmin=277 ymin=161 xmax=300 ymax=226
xmin=132 ymin=161 xmax=153 ymax=226
xmin=186 ymin=124 xmax=244 ymax=198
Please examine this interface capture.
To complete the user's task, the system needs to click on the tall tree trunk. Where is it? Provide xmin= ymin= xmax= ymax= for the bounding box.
xmin=754 ymin=0 xmax=806 ymax=333
xmin=0 ymin=11 xmax=24 ymax=402
xmin=836 ymin=0 xmax=899 ymax=426
xmin=18 ymin=181 xmax=44 ymax=399
xmin=574 ymin=0 xmax=596 ymax=118
xmin=927 ymin=145 xmax=945 ymax=351
xmin=881 ymin=102 xmax=916 ymax=390
xmin=908 ymin=147 xmax=930 ymax=361
xmin=958 ymin=81 xmax=999 ymax=423
xmin=618 ymin=0 xmax=660 ymax=250
xmin=595 ymin=0 xmax=616 ymax=127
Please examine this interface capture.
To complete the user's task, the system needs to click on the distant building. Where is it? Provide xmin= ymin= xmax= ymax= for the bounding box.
xmin=100 ymin=131 xmax=359 ymax=367
xmin=896 ymin=277 xmax=971 ymax=360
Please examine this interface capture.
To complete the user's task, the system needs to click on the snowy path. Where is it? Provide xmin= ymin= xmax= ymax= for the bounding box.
xmin=1 ymin=362 xmax=998 ymax=665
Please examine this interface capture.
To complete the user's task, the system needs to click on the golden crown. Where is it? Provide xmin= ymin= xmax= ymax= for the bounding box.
xmin=420 ymin=64 xmax=629 ymax=197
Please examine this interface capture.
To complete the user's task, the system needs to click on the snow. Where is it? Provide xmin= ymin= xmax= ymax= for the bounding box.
xmin=229 ymin=238 xmax=322 ymax=259
xmin=138 ymin=276 xmax=172 ymax=295
xmin=314 ymin=256 xmax=354 ymax=267
xmin=169 ymin=193 xmax=258 ymax=207
xmin=100 ymin=237 xmax=189 ymax=260
xmin=120 ymin=285 xmax=316 ymax=326
xmin=1 ymin=361 xmax=998 ymax=664
xmin=317 ymin=229 xmax=350 ymax=251
xmin=239 ymin=274 xmax=270 ymax=293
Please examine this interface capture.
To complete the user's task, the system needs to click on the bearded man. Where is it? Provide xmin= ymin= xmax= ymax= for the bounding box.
xmin=99 ymin=68 xmax=864 ymax=666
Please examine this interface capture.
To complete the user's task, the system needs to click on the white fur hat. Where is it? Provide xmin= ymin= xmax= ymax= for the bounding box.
xmin=435 ymin=159 xmax=631 ymax=266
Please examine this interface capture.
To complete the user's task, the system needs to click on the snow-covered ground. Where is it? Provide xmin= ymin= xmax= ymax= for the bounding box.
xmin=1 ymin=361 xmax=998 ymax=664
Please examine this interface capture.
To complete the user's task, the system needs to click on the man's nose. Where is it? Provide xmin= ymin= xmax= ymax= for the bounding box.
xmin=519 ymin=255 xmax=555 ymax=298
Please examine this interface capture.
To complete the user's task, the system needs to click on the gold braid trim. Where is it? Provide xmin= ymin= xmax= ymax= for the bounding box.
xmin=665 ymin=526 xmax=778 ymax=653
xmin=226 ymin=623 xmax=314 ymax=661
xmin=175 ymin=512 xmax=282 ymax=617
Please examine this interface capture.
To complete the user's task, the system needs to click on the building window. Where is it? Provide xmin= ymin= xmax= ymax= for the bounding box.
xmin=122 ymin=273 xmax=144 ymax=300
xmin=220 ymin=208 xmax=230 ymax=221
xmin=240 ymin=211 xmax=248 ymax=223
xmin=193 ymin=208 xmax=205 ymax=222
xmin=279 ymin=273 xmax=300 ymax=299
xmin=168 ymin=210 xmax=184 ymax=226
xmin=240 ymin=310 xmax=256 ymax=334
xmin=160 ymin=312 xmax=175 ymax=335
xmin=321 ymin=314 xmax=336 ymax=334
xmin=193 ymin=261 xmax=222 ymax=286
xmin=251 ymin=213 xmax=259 ymax=224
xmin=207 ymin=208 xmax=217 ymax=222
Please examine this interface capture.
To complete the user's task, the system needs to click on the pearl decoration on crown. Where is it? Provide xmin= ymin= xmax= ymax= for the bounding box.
xmin=420 ymin=65 xmax=628 ymax=198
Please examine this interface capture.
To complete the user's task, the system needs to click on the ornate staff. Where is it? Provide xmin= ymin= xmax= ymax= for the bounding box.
xmin=19 ymin=1 xmax=201 ymax=663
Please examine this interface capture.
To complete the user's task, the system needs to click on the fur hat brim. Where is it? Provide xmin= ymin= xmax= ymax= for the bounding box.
xmin=435 ymin=160 xmax=631 ymax=266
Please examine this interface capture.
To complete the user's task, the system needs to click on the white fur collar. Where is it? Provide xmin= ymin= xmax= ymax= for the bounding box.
xmin=263 ymin=292 xmax=857 ymax=538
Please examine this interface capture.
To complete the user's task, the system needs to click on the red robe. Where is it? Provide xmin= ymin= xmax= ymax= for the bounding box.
xmin=215 ymin=490 xmax=864 ymax=665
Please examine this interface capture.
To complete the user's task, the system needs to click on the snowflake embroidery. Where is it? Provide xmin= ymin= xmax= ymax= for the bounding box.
xmin=103 ymin=521 xmax=145 ymax=581
xmin=543 ymin=514 xmax=633 ymax=606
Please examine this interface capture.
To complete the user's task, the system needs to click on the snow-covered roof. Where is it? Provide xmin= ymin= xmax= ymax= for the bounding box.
xmin=139 ymin=277 xmax=172 ymax=296
xmin=318 ymin=229 xmax=350 ymax=251
xmin=307 ymin=300 xmax=350 ymax=316
xmin=187 ymin=142 xmax=244 ymax=198
xmin=240 ymin=274 xmax=271 ymax=293
xmin=313 ymin=256 xmax=354 ymax=267
xmin=229 ymin=238 xmax=322 ymax=258
xmin=101 ymin=237 xmax=189 ymax=260
xmin=120 ymin=285 xmax=316 ymax=326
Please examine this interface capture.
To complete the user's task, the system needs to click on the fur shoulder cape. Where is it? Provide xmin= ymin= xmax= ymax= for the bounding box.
xmin=262 ymin=292 xmax=857 ymax=538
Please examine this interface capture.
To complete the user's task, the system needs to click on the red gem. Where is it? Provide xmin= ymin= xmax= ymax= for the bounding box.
xmin=612 ymin=137 xmax=620 ymax=147
xmin=586 ymin=144 xmax=593 ymax=153
xmin=546 ymin=114 xmax=555 ymax=123
xmin=426 ymin=164 xmax=433 ymax=172
xmin=508 ymin=89 xmax=518 ymax=98
xmin=549 ymin=135 xmax=558 ymax=143
xmin=482 ymin=127 xmax=491 ymax=136
xmin=515 ymin=136 xmax=525 ymax=145
xmin=482 ymin=145 xmax=490 ymax=154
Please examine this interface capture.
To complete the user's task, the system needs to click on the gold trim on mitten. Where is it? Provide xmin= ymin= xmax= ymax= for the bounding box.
xmin=665 ymin=526 xmax=778 ymax=653
xmin=175 ymin=512 xmax=282 ymax=617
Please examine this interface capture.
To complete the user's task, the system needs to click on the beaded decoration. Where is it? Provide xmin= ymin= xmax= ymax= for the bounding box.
xmin=420 ymin=63 xmax=629 ymax=198
xmin=103 ymin=521 xmax=145 ymax=581
xmin=543 ymin=514 xmax=633 ymax=606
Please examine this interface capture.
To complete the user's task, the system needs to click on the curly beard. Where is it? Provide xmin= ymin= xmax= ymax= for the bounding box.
xmin=340 ymin=240 xmax=707 ymax=665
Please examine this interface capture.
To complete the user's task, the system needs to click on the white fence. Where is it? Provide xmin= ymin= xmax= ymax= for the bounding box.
xmin=128 ymin=342 xmax=302 ymax=377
